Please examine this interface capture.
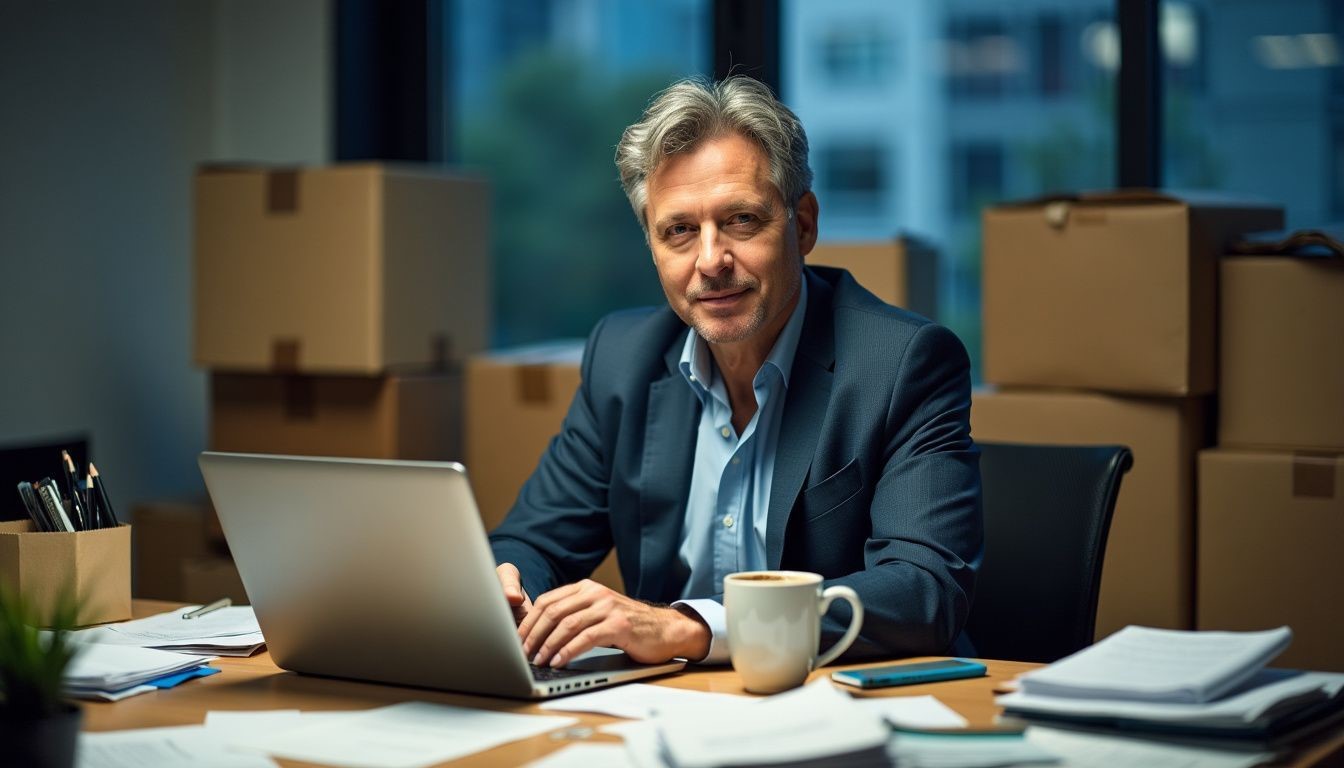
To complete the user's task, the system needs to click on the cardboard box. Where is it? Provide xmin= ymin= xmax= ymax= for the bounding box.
xmin=807 ymin=236 xmax=938 ymax=319
xmin=1220 ymin=256 xmax=1344 ymax=451
xmin=0 ymin=521 xmax=131 ymax=626
xmin=194 ymin=164 xmax=490 ymax=373
xmin=132 ymin=499 xmax=216 ymax=601
xmin=1198 ymin=449 xmax=1343 ymax=671
xmin=971 ymin=388 xmax=1210 ymax=638
xmin=181 ymin=556 xmax=250 ymax=606
xmin=466 ymin=343 xmax=623 ymax=592
xmin=209 ymin=371 xmax=461 ymax=460
xmin=982 ymin=192 xmax=1282 ymax=395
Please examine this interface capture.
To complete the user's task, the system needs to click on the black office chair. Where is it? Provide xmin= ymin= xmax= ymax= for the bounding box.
xmin=965 ymin=441 xmax=1133 ymax=664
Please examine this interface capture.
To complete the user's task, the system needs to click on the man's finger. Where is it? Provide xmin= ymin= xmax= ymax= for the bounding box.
xmin=532 ymin=605 xmax=606 ymax=667
xmin=496 ymin=563 xmax=525 ymax=605
xmin=517 ymin=582 xmax=581 ymax=642
xmin=550 ymin=623 xmax=611 ymax=668
xmin=522 ymin=588 xmax=598 ymax=660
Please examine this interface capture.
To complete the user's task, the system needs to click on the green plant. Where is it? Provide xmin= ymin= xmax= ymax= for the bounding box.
xmin=0 ymin=586 xmax=79 ymax=718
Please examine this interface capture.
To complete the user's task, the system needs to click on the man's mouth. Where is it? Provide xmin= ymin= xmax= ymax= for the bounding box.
xmin=695 ymin=287 xmax=749 ymax=306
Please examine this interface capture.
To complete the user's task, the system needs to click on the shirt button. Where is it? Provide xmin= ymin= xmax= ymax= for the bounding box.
xmin=720 ymin=426 xmax=731 ymax=438
xmin=723 ymin=515 xmax=734 ymax=528
xmin=689 ymin=375 xmax=696 ymax=382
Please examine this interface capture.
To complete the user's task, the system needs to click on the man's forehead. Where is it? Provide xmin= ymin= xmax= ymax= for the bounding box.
xmin=645 ymin=134 xmax=780 ymax=222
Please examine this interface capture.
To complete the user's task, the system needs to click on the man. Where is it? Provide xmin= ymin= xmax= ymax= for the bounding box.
xmin=491 ymin=76 xmax=981 ymax=668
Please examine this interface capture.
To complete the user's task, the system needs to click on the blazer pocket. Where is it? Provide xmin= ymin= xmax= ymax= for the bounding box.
xmin=799 ymin=459 xmax=863 ymax=522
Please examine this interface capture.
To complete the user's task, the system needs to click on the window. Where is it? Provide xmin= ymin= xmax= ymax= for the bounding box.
xmin=447 ymin=0 xmax=710 ymax=347
xmin=1163 ymin=0 xmax=1341 ymax=228
xmin=818 ymin=25 xmax=895 ymax=85
xmin=785 ymin=0 xmax=1114 ymax=381
xmin=820 ymin=142 xmax=889 ymax=214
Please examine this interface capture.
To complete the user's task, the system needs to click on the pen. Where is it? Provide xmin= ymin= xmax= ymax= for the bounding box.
xmin=86 ymin=475 xmax=102 ymax=528
xmin=182 ymin=598 xmax=232 ymax=620
xmin=62 ymin=451 xmax=89 ymax=530
xmin=89 ymin=463 xmax=120 ymax=527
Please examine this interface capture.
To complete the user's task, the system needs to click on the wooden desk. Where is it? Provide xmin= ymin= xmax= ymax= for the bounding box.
xmin=81 ymin=601 xmax=1344 ymax=767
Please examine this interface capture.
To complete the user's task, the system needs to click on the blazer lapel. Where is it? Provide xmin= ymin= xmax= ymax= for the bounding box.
xmin=766 ymin=272 xmax=836 ymax=569
xmin=635 ymin=343 xmax=700 ymax=602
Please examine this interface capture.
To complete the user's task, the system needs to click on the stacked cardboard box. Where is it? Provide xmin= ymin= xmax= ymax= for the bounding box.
xmin=160 ymin=164 xmax=490 ymax=603
xmin=975 ymin=192 xmax=1281 ymax=640
xmin=1197 ymin=253 xmax=1344 ymax=670
xmin=466 ymin=342 xmax=623 ymax=592
xmin=807 ymin=235 xmax=939 ymax=319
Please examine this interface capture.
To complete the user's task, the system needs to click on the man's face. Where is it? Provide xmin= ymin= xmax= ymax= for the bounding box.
xmin=644 ymin=132 xmax=818 ymax=348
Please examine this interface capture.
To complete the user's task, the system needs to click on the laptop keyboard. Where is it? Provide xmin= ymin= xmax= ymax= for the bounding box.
xmin=530 ymin=664 xmax=588 ymax=681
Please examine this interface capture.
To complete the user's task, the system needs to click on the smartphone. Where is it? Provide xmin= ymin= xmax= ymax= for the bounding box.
xmin=831 ymin=659 xmax=987 ymax=689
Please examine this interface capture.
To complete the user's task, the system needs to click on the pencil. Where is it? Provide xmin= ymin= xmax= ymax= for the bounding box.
xmin=89 ymin=463 xmax=120 ymax=527
xmin=62 ymin=451 xmax=89 ymax=530
xmin=86 ymin=475 xmax=102 ymax=529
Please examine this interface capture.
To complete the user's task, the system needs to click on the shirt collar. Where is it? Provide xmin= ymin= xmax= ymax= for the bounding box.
xmin=678 ymin=276 xmax=809 ymax=396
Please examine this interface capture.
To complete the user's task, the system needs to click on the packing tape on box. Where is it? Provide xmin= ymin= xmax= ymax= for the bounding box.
xmin=282 ymin=376 xmax=317 ymax=421
xmin=267 ymin=170 xmax=299 ymax=214
xmin=271 ymin=338 xmax=301 ymax=372
xmin=431 ymin=333 xmax=451 ymax=370
xmin=516 ymin=365 xmax=552 ymax=404
xmin=1292 ymin=453 xmax=1337 ymax=499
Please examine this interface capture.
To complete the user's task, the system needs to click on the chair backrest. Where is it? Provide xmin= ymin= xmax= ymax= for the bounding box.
xmin=966 ymin=441 xmax=1133 ymax=663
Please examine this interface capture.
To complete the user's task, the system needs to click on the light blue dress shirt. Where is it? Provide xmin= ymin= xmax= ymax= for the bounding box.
xmin=673 ymin=279 xmax=808 ymax=663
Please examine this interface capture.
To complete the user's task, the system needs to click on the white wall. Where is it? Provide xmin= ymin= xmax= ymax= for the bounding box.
xmin=0 ymin=0 xmax=330 ymax=510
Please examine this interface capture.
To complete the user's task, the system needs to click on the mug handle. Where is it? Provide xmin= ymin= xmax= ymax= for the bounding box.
xmin=813 ymin=585 xmax=863 ymax=670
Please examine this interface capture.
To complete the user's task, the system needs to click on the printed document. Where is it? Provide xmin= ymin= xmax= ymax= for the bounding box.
xmin=1019 ymin=626 xmax=1292 ymax=703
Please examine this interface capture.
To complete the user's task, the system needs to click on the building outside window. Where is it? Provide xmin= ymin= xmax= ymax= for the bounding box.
xmin=447 ymin=0 xmax=709 ymax=347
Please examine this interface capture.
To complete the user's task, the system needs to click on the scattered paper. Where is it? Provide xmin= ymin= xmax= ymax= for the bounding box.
xmin=75 ymin=606 xmax=265 ymax=656
xmin=524 ymin=743 xmax=633 ymax=768
xmin=855 ymin=694 xmax=970 ymax=729
xmin=887 ymin=730 xmax=1058 ymax=768
xmin=598 ymin=720 xmax=648 ymax=739
xmin=78 ymin=726 xmax=278 ymax=768
xmin=540 ymin=683 xmax=748 ymax=719
xmin=656 ymin=679 xmax=890 ymax=768
xmin=1026 ymin=725 xmax=1271 ymax=768
xmin=230 ymin=701 xmax=578 ymax=768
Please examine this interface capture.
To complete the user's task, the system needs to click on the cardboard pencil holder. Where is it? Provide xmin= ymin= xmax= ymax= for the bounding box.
xmin=0 ymin=520 xmax=132 ymax=627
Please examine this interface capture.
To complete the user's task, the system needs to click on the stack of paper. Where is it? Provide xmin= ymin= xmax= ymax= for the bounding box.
xmin=999 ymin=626 xmax=1344 ymax=741
xmin=65 ymin=643 xmax=217 ymax=701
xmin=74 ymin=606 xmax=265 ymax=656
xmin=1019 ymin=626 xmax=1293 ymax=703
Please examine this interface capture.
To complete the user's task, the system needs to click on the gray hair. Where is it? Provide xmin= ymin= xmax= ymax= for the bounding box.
xmin=615 ymin=76 xmax=813 ymax=231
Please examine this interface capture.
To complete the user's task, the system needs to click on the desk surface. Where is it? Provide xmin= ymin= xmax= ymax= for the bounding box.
xmin=81 ymin=601 xmax=1344 ymax=767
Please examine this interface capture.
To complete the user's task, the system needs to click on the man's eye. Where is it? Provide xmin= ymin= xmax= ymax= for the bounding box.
xmin=666 ymin=223 xmax=693 ymax=238
xmin=728 ymin=213 xmax=757 ymax=226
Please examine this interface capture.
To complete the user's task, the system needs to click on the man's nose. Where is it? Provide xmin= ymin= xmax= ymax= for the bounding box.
xmin=696 ymin=228 xmax=732 ymax=276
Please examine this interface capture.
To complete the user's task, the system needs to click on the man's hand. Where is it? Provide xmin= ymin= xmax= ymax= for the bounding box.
xmin=519 ymin=580 xmax=710 ymax=667
xmin=495 ymin=563 xmax=533 ymax=625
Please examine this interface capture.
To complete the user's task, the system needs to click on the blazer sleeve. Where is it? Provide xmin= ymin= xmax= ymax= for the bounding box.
xmin=488 ymin=317 xmax=616 ymax=602
xmin=820 ymin=321 xmax=983 ymax=658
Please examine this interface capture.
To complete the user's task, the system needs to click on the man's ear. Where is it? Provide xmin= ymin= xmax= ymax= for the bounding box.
xmin=794 ymin=191 xmax=820 ymax=257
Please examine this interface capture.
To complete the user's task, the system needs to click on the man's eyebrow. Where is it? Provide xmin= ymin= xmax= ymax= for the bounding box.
xmin=651 ymin=199 xmax=775 ymax=234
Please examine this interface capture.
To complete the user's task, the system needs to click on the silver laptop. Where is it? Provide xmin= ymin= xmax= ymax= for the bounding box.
xmin=198 ymin=452 xmax=685 ymax=699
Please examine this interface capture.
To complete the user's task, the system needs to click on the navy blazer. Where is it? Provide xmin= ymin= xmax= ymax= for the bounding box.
xmin=490 ymin=266 xmax=983 ymax=658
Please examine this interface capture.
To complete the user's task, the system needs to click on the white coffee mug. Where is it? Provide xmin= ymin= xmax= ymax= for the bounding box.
xmin=723 ymin=570 xmax=864 ymax=694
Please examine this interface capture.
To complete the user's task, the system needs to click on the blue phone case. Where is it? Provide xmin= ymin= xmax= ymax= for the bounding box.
xmin=831 ymin=659 xmax=987 ymax=689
